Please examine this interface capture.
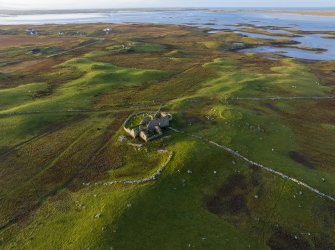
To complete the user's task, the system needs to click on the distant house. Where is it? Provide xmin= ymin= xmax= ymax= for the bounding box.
xmin=58 ymin=31 xmax=65 ymax=36
xmin=26 ymin=28 xmax=38 ymax=36
xmin=123 ymin=109 xmax=173 ymax=142
xmin=103 ymin=27 xmax=113 ymax=34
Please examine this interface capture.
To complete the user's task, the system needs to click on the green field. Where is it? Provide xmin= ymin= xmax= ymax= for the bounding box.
xmin=0 ymin=23 xmax=334 ymax=250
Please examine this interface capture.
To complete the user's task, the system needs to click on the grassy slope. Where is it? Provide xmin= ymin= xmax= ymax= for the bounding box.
xmin=0 ymin=82 xmax=48 ymax=110
xmin=0 ymin=23 xmax=334 ymax=250
xmin=178 ymin=57 xmax=335 ymax=196
xmin=0 ymin=58 xmax=168 ymax=113
xmin=4 ymin=136 xmax=334 ymax=249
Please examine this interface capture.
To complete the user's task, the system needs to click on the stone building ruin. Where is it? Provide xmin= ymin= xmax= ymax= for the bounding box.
xmin=123 ymin=110 xmax=173 ymax=142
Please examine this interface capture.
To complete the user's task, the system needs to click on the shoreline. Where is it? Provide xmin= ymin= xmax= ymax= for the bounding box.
xmin=209 ymin=9 xmax=335 ymax=17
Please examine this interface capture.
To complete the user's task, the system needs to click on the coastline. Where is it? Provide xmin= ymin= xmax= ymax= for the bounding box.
xmin=209 ymin=9 xmax=335 ymax=17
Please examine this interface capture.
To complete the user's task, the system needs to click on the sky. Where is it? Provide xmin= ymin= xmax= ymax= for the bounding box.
xmin=0 ymin=0 xmax=334 ymax=10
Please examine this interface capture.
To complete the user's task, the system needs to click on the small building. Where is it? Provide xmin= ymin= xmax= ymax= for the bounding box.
xmin=103 ymin=27 xmax=113 ymax=34
xmin=26 ymin=29 xmax=38 ymax=36
xmin=123 ymin=109 xmax=173 ymax=142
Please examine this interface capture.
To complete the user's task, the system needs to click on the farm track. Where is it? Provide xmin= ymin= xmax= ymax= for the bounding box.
xmin=27 ymin=125 xmax=93 ymax=182
xmin=0 ymin=175 xmax=77 ymax=233
xmin=78 ymin=120 xmax=123 ymax=177
xmin=0 ymin=105 xmax=161 ymax=160
xmin=2 ymin=95 xmax=333 ymax=118
xmin=168 ymin=127 xmax=335 ymax=203
xmin=0 ymin=104 xmax=162 ymax=118
xmin=0 ymin=123 xmax=110 ymax=232
xmin=0 ymin=116 xmax=86 ymax=160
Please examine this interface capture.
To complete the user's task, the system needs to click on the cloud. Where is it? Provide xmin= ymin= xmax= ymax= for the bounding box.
xmin=1 ymin=0 xmax=162 ymax=9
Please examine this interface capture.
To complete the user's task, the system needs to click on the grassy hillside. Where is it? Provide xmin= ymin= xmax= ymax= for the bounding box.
xmin=0 ymin=23 xmax=334 ymax=250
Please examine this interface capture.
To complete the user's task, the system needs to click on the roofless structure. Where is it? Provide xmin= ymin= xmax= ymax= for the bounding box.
xmin=123 ymin=109 xmax=172 ymax=142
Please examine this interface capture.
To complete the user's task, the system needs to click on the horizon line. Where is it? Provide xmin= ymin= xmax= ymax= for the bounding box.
xmin=2 ymin=7 xmax=335 ymax=11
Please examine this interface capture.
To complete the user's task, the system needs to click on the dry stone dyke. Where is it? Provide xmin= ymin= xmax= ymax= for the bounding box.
xmin=123 ymin=110 xmax=172 ymax=142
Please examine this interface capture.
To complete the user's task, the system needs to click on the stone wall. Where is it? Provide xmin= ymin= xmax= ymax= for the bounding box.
xmin=123 ymin=111 xmax=173 ymax=142
xmin=83 ymin=151 xmax=173 ymax=186
xmin=123 ymin=111 xmax=155 ymax=138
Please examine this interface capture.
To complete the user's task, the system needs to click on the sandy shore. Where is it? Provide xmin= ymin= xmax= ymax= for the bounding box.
xmin=209 ymin=10 xmax=335 ymax=17
xmin=275 ymin=10 xmax=335 ymax=16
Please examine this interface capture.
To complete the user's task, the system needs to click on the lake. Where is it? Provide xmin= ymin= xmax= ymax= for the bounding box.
xmin=1 ymin=9 xmax=334 ymax=60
